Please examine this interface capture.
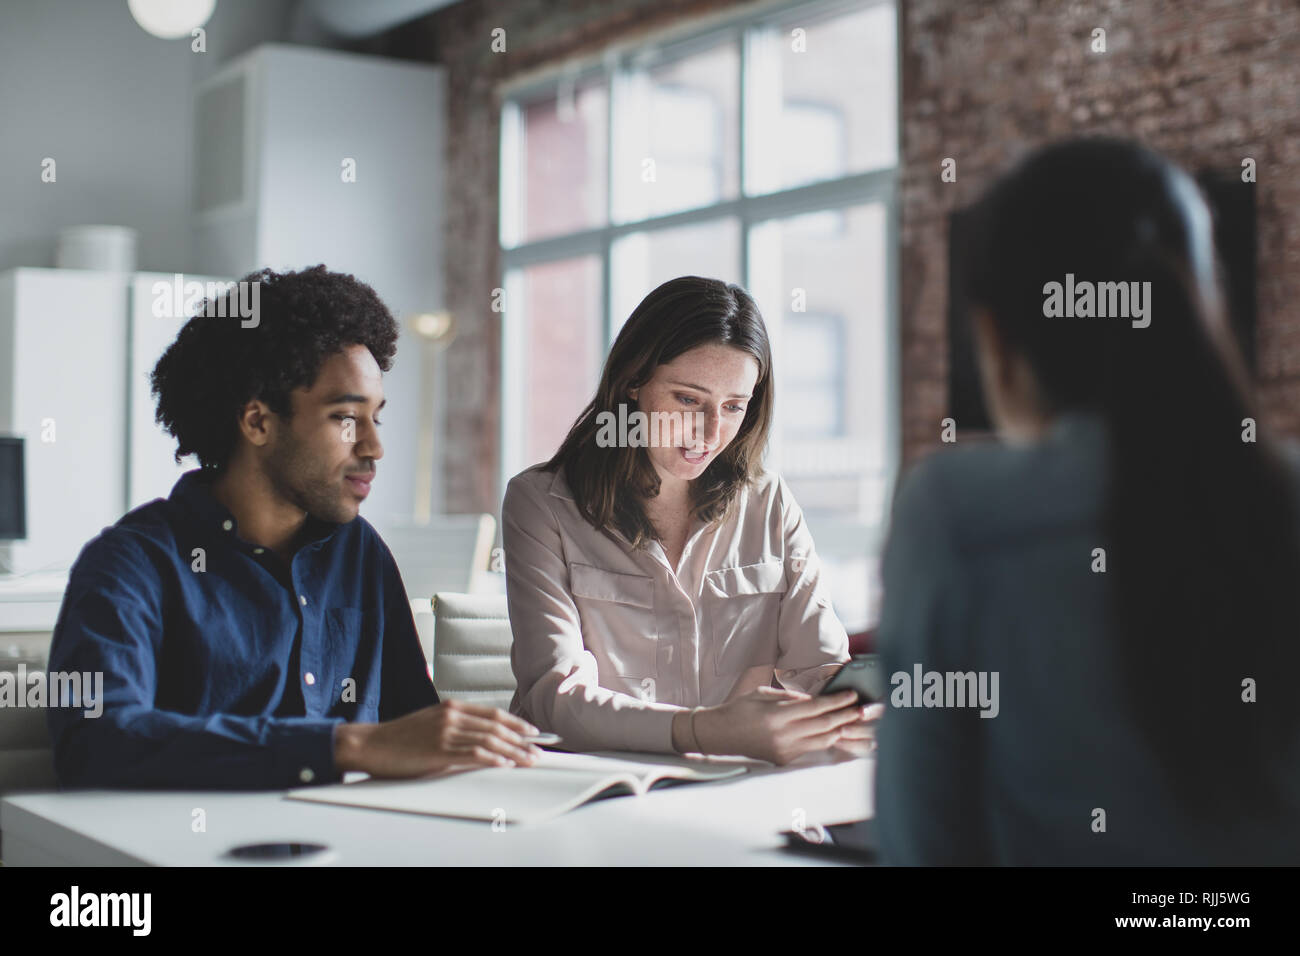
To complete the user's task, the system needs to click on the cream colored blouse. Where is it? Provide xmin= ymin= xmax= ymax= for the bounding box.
xmin=500 ymin=464 xmax=850 ymax=753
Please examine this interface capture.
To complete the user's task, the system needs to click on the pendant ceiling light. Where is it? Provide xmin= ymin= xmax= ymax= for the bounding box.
xmin=128 ymin=0 xmax=216 ymax=39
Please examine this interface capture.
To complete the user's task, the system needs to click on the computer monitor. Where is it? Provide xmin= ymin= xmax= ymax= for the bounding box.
xmin=0 ymin=436 xmax=27 ymax=540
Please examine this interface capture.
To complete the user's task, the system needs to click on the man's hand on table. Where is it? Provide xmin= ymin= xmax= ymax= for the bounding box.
xmin=333 ymin=700 xmax=544 ymax=778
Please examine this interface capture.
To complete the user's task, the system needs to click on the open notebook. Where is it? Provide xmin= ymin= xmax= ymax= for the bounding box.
xmin=284 ymin=751 xmax=751 ymax=825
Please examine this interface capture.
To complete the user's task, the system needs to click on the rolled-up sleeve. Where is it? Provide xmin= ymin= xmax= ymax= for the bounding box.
xmin=501 ymin=473 xmax=684 ymax=753
xmin=772 ymin=476 xmax=851 ymax=694
xmin=47 ymin=532 xmax=343 ymax=790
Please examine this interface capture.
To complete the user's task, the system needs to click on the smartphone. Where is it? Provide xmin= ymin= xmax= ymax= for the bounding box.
xmin=226 ymin=842 xmax=335 ymax=863
xmin=819 ymin=655 xmax=885 ymax=705
xmin=781 ymin=818 xmax=878 ymax=864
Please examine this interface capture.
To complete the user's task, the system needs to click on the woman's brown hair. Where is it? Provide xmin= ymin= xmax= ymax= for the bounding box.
xmin=961 ymin=137 xmax=1300 ymax=820
xmin=543 ymin=275 xmax=774 ymax=548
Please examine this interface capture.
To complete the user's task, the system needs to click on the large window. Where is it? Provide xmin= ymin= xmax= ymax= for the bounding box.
xmin=500 ymin=0 xmax=898 ymax=632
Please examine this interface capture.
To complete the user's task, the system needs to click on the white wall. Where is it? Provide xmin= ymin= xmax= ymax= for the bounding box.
xmin=0 ymin=0 xmax=303 ymax=274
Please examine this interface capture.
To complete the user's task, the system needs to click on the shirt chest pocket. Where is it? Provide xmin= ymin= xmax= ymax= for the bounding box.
xmin=706 ymin=560 xmax=788 ymax=675
xmin=569 ymin=563 xmax=658 ymax=680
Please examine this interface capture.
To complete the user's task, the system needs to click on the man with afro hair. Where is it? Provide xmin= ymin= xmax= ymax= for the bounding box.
xmin=47 ymin=266 xmax=541 ymax=789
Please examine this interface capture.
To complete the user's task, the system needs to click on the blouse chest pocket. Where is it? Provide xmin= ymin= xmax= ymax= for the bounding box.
xmin=569 ymin=563 xmax=658 ymax=680
xmin=707 ymin=560 xmax=788 ymax=675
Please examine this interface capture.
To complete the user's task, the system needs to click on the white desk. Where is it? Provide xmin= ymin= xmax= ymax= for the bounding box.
xmin=1 ymin=753 xmax=874 ymax=866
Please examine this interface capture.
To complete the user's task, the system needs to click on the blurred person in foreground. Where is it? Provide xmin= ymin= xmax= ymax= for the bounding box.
xmin=874 ymin=137 xmax=1300 ymax=864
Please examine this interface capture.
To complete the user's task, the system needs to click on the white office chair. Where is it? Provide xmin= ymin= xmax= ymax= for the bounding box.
xmin=428 ymin=592 xmax=516 ymax=712
xmin=374 ymin=514 xmax=497 ymax=604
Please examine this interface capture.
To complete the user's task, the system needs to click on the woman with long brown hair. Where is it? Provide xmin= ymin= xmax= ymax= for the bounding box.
xmin=874 ymin=137 xmax=1300 ymax=864
xmin=501 ymin=275 xmax=875 ymax=760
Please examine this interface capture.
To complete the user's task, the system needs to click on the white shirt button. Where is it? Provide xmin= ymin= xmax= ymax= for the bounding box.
xmin=304 ymin=672 xmax=316 ymax=686
xmin=299 ymin=767 xmax=315 ymax=783
xmin=221 ymin=519 xmax=233 ymax=531
xmin=300 ymin=595 xmax=307 ymax=606
xmin=253 ymin=547 xmax=264 ymax=554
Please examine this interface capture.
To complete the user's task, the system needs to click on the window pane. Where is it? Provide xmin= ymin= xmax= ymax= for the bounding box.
xmin=745 ymin=2 xmax=898 ymax=194
xmin=784 ymin=313 xmax=846 ymax=437
xmin=504 ymin=82 xmax=608 ymax=245
xmin=612 ymin=39 xmax=740 ymax=222
xmin=512 ymin=256 xmax=604 ymax=467
xmin=750 ymin=203 xmax=888 ymax=508
xmin=610 ymin=217 xmax=741 ymax=335
xmin=748 ymin=203 xmax=890 ymax=631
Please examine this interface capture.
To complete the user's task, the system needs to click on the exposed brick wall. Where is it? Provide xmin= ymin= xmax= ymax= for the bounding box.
xmin=899 ymin=0 xmax=1300 ymax=464
xmin=385 ymin=0 xmax=1300 ymax=508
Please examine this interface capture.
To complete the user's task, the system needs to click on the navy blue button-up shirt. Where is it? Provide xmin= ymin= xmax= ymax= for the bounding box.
xmin=46 ymin=467 xmax=438 ymax=790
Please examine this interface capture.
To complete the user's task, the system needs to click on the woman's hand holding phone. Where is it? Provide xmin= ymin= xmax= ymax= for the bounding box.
xmin=829 ymin=700 xmax=885 ymax=758
xmin=678 ymin=686 xmax=878 ymax=764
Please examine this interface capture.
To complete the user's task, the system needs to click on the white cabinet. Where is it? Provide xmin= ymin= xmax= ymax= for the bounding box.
xmin=0 ymin=269 xmax=128 ymax=578
xmin=192 ymin=44 xmax=445 ymax=311
xmin=126 ymin=273 xmax=211 ymax=509
xmin=192 ymin=45 xmax=447 ymax=524
xmin=0 ymin=269 xmax=224 ymax=581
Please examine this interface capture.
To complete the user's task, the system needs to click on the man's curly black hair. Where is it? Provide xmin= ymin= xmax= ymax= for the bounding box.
xmin=150 ymin=265 xmax=398 ymax=473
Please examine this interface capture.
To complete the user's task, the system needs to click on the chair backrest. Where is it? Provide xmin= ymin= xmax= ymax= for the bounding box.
xmin=430 ymin=592 xmax=515 ymax=712
xmin=375 ymin=514 xmax=497 ymax=603
xmin=410 ymin=597 xmax=436 ymax=673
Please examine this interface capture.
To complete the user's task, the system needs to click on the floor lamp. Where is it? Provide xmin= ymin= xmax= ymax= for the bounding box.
xmin=409 ymin=310 xmax=456 ymax=523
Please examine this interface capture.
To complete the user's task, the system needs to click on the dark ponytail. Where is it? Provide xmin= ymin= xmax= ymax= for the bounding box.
xmin=963 ymin=138 xmax=1300 ymax=819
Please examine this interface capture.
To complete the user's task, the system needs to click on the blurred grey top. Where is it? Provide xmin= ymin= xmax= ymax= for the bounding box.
xmin=873 ymin=411 xmax=1300 ymax=865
